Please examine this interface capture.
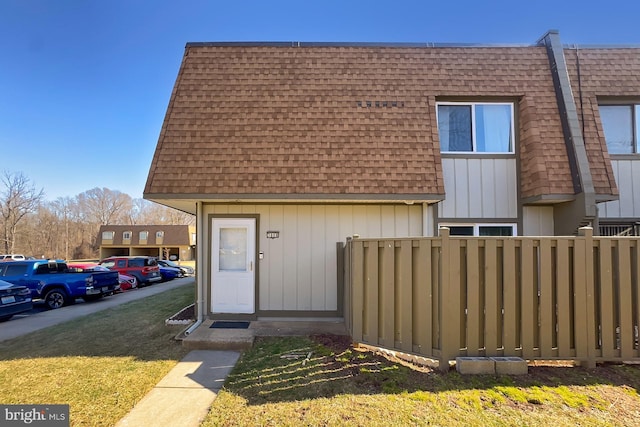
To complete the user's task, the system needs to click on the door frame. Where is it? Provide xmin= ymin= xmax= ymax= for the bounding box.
xmin=207 ymin=214 xmax=259 ymax=320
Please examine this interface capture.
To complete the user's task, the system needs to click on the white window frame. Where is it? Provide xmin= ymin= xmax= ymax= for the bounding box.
xmin=156 ymin=231 xmax=164 ymax=239
xmin=139 ymin=231 xmax=149 ymax=241
xmin=599 ymin=104 xmax=640 ymax=154
xmin=437 ymin=102 xmax=515 ymax=154
xmin=123 ymin=231 xmax=132 ymax=240
xmin=102 ymin=231 xmax=114 ymax=240
xmin=439 ymin=223 xmax=517 ymax=237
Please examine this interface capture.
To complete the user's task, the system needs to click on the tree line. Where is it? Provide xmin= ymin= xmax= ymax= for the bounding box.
xmin=1 ymin=170 xmax=194 ymax=260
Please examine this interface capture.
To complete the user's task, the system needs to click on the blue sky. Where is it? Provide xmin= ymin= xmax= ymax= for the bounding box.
xmin=1 ymin=0 xmax=639 ymax=201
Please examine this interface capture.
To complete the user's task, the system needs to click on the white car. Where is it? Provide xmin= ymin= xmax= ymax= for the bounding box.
xmin=0 ymin=254 xmax=26 ymax=261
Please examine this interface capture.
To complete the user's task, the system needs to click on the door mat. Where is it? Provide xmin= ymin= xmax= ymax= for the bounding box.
xmin=210 ymin=321 xmax=251 ymax=329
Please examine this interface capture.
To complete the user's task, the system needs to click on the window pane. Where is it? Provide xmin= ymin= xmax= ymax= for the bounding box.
xmin=219 ymin=227 xmax=247 ymax=271
xmin=438 ymin=105 xmax=472 ymax=151
xmin=475 ymin=104 xmax=512 ymax=152
xmin=479 ymin=226 xmax=513 ymax=236
xmin=5 ymin=264 xmax=28 ymax=276
xmin=447 ymin=226 xmax=474 ymax=236
xmin=600 ymin=105 xmax=633 ymax=154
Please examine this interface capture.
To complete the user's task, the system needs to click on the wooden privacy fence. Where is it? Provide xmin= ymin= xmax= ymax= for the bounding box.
xmin=343 ymin=227 xmax=640 ymax=371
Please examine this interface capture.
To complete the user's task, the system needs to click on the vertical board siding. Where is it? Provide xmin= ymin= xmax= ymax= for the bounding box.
xmin=600 ymin=159 xmax=640 ymax=218
xmin=523 ymin=206 xmax=554 ymax=236
xmin=439 ymin=157 xmax=517 ymax=219
xmin=204 ymin=203 xmax=424 ymax=313
xmin=345 ymin=230 xmax=640 ymax=369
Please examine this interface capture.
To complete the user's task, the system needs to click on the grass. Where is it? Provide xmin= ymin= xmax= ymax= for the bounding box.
xmin=203 ymin=335 xmax=640 ymax=427
xmin=0 ymin=283 xmax=194 ymax=427
xmin=2 ymin=287 xmax=640 ymax=426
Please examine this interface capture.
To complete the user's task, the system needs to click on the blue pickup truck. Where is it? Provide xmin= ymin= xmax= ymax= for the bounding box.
xmin=0 ymin=260 xmax=119 ymax=309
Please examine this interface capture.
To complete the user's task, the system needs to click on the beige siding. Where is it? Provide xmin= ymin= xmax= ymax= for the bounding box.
xmin=439 ymin=158 xmax=517 ymax=219
xmin=523 ymin=206 xmax=554 ymax=236
xmin=204 ymin=203 xmax=424 ymax=313
xmin=600 ymin=159 xmax=640 ymax=219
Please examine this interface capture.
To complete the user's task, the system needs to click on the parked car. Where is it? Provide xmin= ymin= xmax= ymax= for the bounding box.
xmin=98 ymin=256 xmax=162 ymax=286
xmin=0 ymin=254 xmax=26 ymax=261
xmin=0 ymin=279 xmax=32 ymax=321
xmin=0 ymin=260 xmax=118 ymax=309
xmin=116 ymin=273 xmax=138 ymax=291
xmin=156 ymin=259 xmax=194 ymax=276
xmin=67 ymin=262 xmax=138 ymax=292
xmin=158 ymin=265 xmax=181 ymax=282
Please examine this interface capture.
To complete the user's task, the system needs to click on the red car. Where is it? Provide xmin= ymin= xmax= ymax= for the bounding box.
xmin=67 ymin=262 xmax=138 ymax=291
xmin=98 ymin=256 xmax=162 ymax=286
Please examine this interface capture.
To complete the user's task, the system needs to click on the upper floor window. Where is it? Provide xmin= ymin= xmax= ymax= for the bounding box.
xmin=437 ymin=102 xmax=514 ymax=153
xmin=123 ymin=231 xmax=132 ymax=240
xmin=599 ymin=105 xmax=640 ymax=154
xmin=102 ymin=231 xmax=114 ymax=240
xmin=156 ymin=231 xmax=164 ymax=239
xmin=139 ymin=231 xmax=149 ymax=241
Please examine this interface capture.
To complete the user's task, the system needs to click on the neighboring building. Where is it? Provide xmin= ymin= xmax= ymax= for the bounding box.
xmin=144 ymin=30 xmax=640 ymax=320
xmin=97 ymin=225 xmax=196 ymax=261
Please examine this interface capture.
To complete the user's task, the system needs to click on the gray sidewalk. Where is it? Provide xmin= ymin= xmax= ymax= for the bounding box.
xmin=0 ymin=277 xmax=194 ymax=342
xmin=115 ymin=350 xmax=240 ymax=427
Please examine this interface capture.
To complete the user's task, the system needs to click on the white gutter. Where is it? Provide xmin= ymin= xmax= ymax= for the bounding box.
xmin=184 ymin=201 xmax=205 ymax=336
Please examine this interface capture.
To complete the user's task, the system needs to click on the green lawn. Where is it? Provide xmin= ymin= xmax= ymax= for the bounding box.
xmin=2 ymin=283 xmax=640 ymax=427
xmin=0 ymin=284 xmax=194 ymax=427
xmin=203 ymin=335 xmax=640 ymax=426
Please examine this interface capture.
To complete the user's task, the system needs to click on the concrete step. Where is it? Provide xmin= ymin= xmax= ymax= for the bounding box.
xmin=181 ymin=324 xmax=254 ymax=350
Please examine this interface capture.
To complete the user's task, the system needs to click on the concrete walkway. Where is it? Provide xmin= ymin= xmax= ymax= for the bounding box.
xmin=115 ymin=350 xmax=240 ymax=427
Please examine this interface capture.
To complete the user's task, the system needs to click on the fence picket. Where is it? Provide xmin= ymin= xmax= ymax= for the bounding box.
xmin=485 ymin=239 xmax=499 ymax=356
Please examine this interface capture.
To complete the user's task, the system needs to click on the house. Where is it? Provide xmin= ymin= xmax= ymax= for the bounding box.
xmin=144 ymin=30 xmax=640 ymax=321
xmin=97 ymin=225 xmax=196 ymax=261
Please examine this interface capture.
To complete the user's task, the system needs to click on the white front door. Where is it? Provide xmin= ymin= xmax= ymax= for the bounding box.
xmin=211 ymin=218 xmax=256 ymax=314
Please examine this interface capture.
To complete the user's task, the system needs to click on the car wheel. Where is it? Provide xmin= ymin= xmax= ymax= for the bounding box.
xmin=44 ymin=288 xmax=67 ymax=309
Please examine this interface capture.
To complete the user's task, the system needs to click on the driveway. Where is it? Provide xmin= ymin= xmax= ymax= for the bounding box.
xmin=0 ymin=277 xmax=194 ymax=342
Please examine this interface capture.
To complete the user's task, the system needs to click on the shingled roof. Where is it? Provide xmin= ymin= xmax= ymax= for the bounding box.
xmin=144 ymin=40 xmax=623 ymax=210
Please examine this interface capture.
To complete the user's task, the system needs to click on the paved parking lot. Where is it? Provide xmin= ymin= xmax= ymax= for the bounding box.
xmin=0 ymin=277 xmax=194 ymax=342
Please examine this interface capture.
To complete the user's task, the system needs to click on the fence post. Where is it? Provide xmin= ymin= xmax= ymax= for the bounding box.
xmin=340 ymin=240 xmax=349 ymax=333
xmin=578 ymin=227 xmax=596 ymax=368
xmin=438 ymin=227 xmax=455 ymax=372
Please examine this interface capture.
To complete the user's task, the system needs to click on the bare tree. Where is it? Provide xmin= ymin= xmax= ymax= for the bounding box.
xmin=77 ymin=187 xmax=133 ymax=225
xmin=134 ymin=199 xmax=195 ymax=225
xmin=76 ymin=188 xmax=133 ymax=252
xmin=0 ymin=171 xmax=44 ymax=254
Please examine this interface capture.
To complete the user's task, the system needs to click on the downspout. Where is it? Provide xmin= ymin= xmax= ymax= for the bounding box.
xmin=184 ymin=201 xmax=204 ymax=335
xmin=422 ymin=202 xmax=430 ymax=236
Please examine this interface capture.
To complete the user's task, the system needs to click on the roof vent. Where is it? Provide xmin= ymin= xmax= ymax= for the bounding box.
xmin=357 ymin=100 xmax=404 ymax=108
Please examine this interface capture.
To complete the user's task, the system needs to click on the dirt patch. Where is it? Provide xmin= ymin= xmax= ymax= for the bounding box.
xmin=311 ymin=333 xmax=353 ymax=353
xmin=168 ymin=304 xmax=195 ymax=322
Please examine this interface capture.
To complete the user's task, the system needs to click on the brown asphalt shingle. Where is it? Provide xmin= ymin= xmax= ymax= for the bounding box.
xmin=144 ymin=43 xmax=621 ymax=201
xmin=564 ymin=47 xmax=640 ymax=197
xmin=98 ymin=225 xmax=191 ymax=246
